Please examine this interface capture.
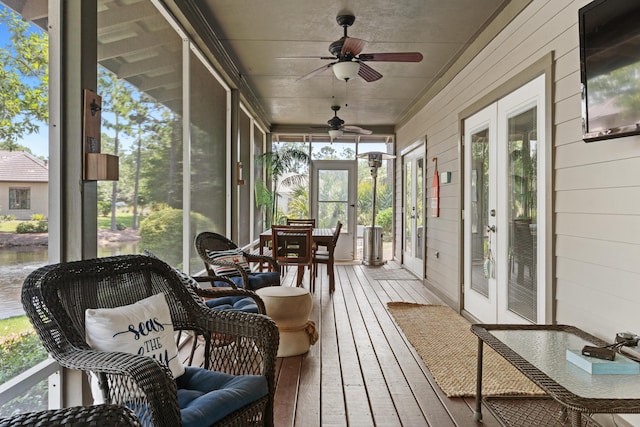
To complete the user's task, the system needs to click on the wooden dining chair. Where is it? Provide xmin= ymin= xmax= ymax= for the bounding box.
xmin=312 ymin=221 xmax=342 ymax=293
xmin=286 ymin=218 xmax=316 ymax=227
xmin=271 ymin=225 xmax=313 ymax=287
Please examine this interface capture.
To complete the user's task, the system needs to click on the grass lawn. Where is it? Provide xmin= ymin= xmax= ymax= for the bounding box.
xmin=1 ymin=213 xmax=142 ymax=232
xmin=0 ymin=315 xmax=33 ymax=341
xmin=97 ymin=213 xmax=142 ymax=229
xmin=0 ymin=221 xmax=21 ymax=232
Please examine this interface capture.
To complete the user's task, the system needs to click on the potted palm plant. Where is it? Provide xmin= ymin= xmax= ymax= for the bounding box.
xmin=255 ymin=146 xmax=310 ymax=228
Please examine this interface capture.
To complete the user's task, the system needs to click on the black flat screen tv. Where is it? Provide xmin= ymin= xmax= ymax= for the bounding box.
xmin=579 ymin=0 xmax=640 ymax=142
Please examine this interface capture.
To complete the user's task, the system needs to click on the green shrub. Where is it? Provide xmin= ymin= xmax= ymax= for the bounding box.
xmin=376 ymin=207 xmax=393 ymax=237
xmin=0 ymin=332 xmax=48 ymax=417
xmin=0 ymin=214 xmax=15 ymax=222
xmin=98 ymin=200 xmax=111 ymax=216
xmin=139 ymin=208 xmax=213 ymax=266
xmin=16 ymin=222 xmax=35 ymax=233
xmin=30 ymin=213 xmax=45 ymax=221
xmin=16 ymin=221 xmax=48 ymax=233
xmin=116 ymin=223 xmax=127 ymax=231
xmin=0 ymin=332 xmax=48 ymax=383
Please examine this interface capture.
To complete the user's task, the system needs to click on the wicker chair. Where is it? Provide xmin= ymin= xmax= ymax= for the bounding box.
xmin=141 ymin=249 xmax=266 ymax=314
xmin=21 ymin=255 xmax=279 ymax=427
xmin=0 ymin=404 xmax=141 ymax=427
xmin=141 ymin=250 xmax=267 ymax=365
xmin=195 ymin=232 xmax=280 ymax=290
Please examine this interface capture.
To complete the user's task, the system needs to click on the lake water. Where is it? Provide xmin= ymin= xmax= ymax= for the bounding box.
xmin=0 ymin=242 xmax=138 ymax=320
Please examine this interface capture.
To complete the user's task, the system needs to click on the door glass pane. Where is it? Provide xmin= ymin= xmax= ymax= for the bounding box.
xmin=416 ymin=158 xmax=424 ymax=260
xmin=470 ymin=128 xmax=489 ymax=297
xmin=318 ymin=169 xmax=348 ymax=229
xmin=507 ymin=107 xmax=537 ymax=322
xmin=404 ymin=161 xmax=412 ymax=255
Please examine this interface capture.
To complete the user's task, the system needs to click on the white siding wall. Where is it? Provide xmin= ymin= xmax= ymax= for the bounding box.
xmin=0 ymin=182 xmax=48 ymax=220
xmin=397 ymin=0 xmax=640 ymax=347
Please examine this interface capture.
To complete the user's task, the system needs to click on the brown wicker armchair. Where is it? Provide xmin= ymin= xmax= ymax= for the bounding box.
xmin=195 ymin=232 xmax=280 ymax=290
xmin=21 ymin=255 xmax=279 ymax=427
xmin=0 ymin=404 xmax=141 ymax=427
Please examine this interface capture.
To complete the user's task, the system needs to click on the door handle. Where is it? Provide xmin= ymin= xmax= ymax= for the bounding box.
xmin=350 ymin=204 xmax=355 ymax=207
xmin=487 ymin=225 xmax=496 ymax=233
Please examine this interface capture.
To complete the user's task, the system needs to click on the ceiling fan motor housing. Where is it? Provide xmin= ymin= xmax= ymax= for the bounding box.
xmin=328 ymin=116 xmax=344 ymax=129
xmin=329 ymin=39 xmax=346 ymax=57
xmin=328 ymin=106 xmax=345 ymax=128
xmin=336 ymin=14 xmax=356 ymax=27
xmin=330 ymin=15 xmax=357 ymax=58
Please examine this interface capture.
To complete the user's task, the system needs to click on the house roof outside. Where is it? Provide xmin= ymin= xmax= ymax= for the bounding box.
xmin=0 ymin=151 xmax=48 ymax=182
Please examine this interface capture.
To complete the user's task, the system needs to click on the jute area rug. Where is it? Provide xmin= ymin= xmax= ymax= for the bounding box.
xmin=387 ymin=302 xmax=544 ymax=397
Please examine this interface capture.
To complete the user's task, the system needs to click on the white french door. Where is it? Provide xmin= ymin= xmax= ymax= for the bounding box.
xmin=402 ymin=147 xmax=425 ymax=277
xmin=310 ymin=160 xmax=356 ymax=260
xmin=464 ymin=75 xmax=546 ymax=324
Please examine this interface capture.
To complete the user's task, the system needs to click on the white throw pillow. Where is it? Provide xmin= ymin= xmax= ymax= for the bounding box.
xmin=85 ymin=293 xmax=185 ymax=380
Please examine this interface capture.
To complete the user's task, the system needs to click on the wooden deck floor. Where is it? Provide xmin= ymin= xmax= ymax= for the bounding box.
xmin=270 ymin=261 xmax=500 ymax=427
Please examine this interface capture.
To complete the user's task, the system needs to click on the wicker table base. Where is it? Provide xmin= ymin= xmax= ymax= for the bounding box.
xmin=484 ymin=396 xmax=603 ymax=427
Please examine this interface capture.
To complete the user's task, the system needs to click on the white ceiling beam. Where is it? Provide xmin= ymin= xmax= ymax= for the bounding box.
xmin=116 ymin=54 xmax=180 ymax=79
xmin=97 ymin=1 xmax=157 ymax=32
xmin=98 ymin=31 xmax=175 ymax=61
xmin=136 ymin=72 xmax=181 ymax=92
xmin=20 ymin=0 xmax=47 ymax=21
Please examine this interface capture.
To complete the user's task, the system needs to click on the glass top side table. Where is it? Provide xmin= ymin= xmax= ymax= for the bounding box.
xmin=471 ymin=324 xmax=640 ymax=427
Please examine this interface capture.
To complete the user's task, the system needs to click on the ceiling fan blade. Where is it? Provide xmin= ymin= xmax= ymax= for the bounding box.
xmin=341 ymin=37 xmax=367 ymax=56
xmin=276 ymin=56 xmax=336 ymax=60
xmin=297 ymin=62 xmax=336 ymax=81
xmin=358 ymin=52 xmax=423 ymax=62
xmin=343 ymin=125 xmax=373 ymax=135
xmin=358 ymin=62 xmax=383 ymax=82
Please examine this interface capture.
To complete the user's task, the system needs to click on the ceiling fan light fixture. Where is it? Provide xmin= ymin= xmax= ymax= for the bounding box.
xmin=332 ymin=61 xmax=360 ymax=81
xmin=328 ymin=129 xmax=343 ymax=139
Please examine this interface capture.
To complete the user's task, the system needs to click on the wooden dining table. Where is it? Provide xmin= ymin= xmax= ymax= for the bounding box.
xmin=259 ymin=227 xmax=334 ymax=254
xmin=259 ymin=228 xmax=335 ymax=286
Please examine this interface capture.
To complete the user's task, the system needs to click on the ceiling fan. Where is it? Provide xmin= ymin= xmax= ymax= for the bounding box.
xmin=298 ymin=14 xmax=423 ymax=82
xmin=315 ymin=105 xmax=372 ymax=139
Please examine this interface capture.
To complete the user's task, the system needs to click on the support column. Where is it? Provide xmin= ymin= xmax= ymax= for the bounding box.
xmin=230 ymin=89 xmax=240 ymax=242
xmin=48 ymin=0 xmax=97 ymax=406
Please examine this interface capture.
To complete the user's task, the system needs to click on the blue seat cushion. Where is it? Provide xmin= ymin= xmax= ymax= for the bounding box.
xmin=205 ymin=296 xmax=259 ymax=313
xmin=213 ymin=272 xmax=280 ymax=290
xmin=176 ymin=366 xmax=268 ymax=427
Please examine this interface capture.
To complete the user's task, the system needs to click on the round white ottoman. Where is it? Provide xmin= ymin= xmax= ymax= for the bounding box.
xmin=256 ymin=286 xmax=317 ymax=357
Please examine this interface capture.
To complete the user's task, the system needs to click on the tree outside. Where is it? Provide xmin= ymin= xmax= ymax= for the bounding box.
xmin=0 ymin=7 xmax=47 ymax=154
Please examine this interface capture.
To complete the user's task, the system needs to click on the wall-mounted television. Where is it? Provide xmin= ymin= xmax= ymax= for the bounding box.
xmin=579 ymin=0 xmax=640 ymax=142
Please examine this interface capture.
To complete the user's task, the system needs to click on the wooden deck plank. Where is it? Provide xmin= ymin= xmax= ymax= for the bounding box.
xmin=274 ymin=356 xmax=302 ymax=426
xmin=338 ymin=265 xmax=404 ymax=426
xmin=293 ymin=273 xmax=322 ymax=427
xmin=315 ymin=270 xmax=348 ymax=427
xmin=330 ymin=266 xmax=375 ymax=426
xmin=358 ymin=265 xmax=455 ymax=426
xmin=344 ymin=266 xmax=423 ymax=424
xmin=180 ymin=260 xmax=500 ymax=426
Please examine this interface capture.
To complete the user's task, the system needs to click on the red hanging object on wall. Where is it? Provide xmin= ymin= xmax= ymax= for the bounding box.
xmin=431 ymin=157 xmax=440 ymax=217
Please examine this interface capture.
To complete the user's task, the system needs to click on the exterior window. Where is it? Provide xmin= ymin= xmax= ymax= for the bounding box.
xmin=9 ymin=188 xmax=31 ymax=209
